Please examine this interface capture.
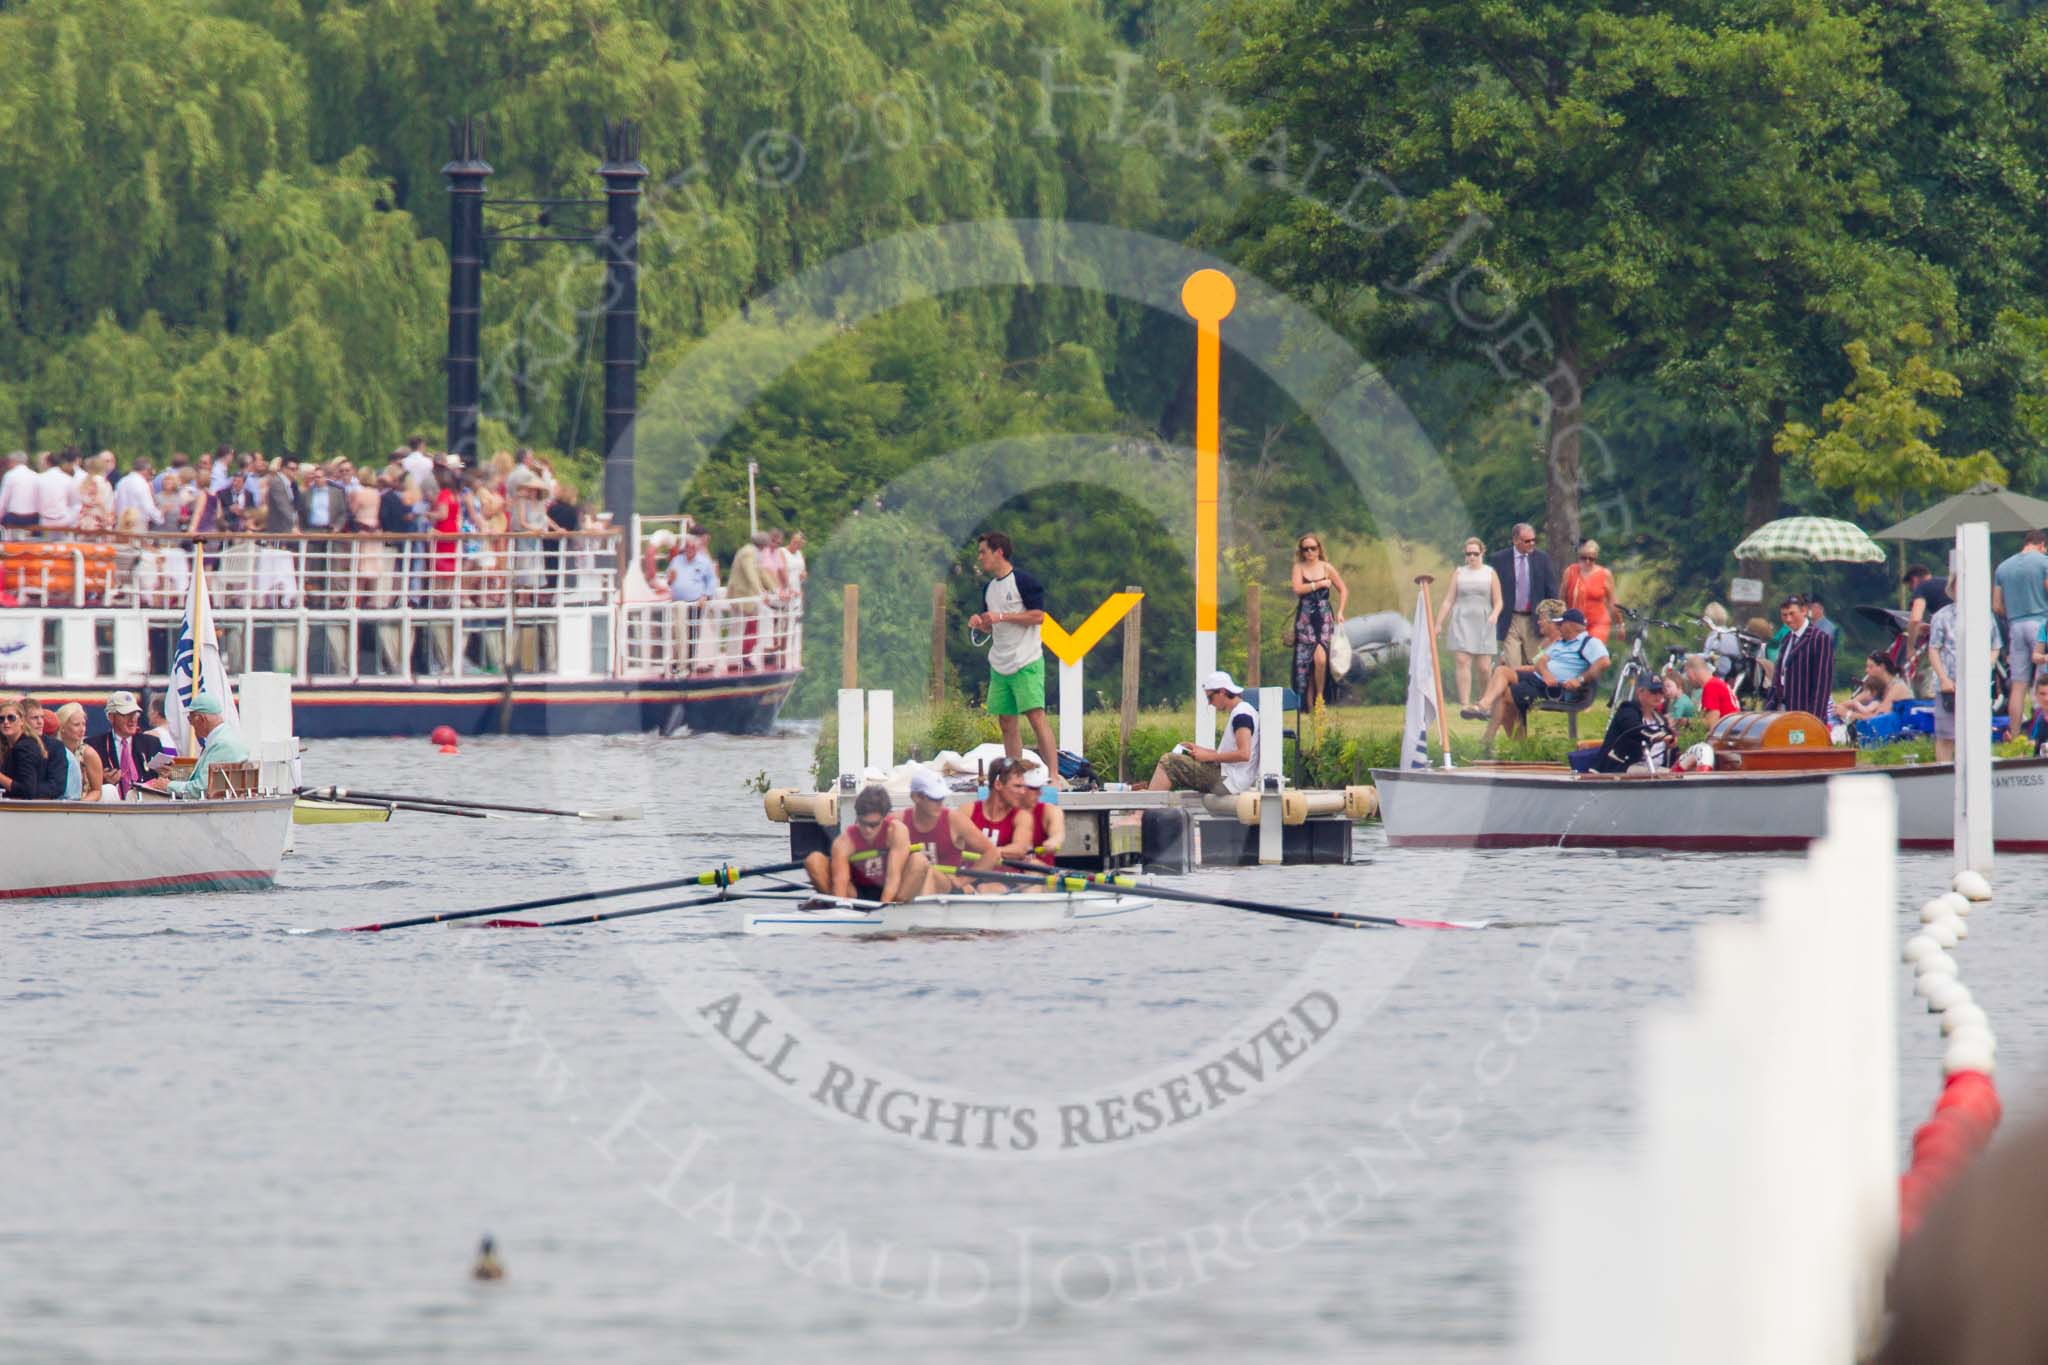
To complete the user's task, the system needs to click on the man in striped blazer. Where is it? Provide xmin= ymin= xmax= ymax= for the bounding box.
xmin=1768 ymin=594 xmax=1836 ymax=721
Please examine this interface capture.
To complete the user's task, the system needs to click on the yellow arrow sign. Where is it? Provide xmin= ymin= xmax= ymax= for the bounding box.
xmin=1041 ymin=592 xmax=1144 ymax=667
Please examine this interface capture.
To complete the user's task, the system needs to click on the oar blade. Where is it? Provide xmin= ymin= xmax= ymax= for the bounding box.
xmin=578 ymin=806 xmax=644 ymax=822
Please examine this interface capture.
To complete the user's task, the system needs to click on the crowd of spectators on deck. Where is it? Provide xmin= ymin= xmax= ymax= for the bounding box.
xmin=2 ymin=442 xmax=810 ymax=622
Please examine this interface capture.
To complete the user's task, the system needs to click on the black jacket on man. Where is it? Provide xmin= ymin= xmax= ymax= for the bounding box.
xmin=1486 ymin=545 xmax=1558 ymax=639
xmin=3 ymin=736 xmax=56 ymax=799
xmin=88 ymin=729 xmax=164 ymax=789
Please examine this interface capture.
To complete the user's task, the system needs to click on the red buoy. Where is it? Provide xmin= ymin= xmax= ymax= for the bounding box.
xmin=430 ymin=725 xmax=459 ymax=748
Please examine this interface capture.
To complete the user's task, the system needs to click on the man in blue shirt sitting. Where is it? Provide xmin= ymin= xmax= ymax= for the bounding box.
xmin=1481 ymin=607 xmax=1611 ymax=742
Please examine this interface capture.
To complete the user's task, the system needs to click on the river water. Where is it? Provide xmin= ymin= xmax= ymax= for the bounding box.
xmin=3 ymin=729 xmax=2039 ymax=1363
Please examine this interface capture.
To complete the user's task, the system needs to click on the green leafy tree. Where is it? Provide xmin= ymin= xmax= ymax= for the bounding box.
xmin=1775 ymin=325 xmax=2006 ymax=579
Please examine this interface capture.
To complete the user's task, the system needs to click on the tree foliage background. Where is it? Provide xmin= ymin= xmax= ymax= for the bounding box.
xmin=5 ymin=0 xmax=2048 ymax=708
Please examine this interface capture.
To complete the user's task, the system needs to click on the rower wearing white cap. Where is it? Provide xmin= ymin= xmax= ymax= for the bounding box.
xmin=1015 ymin=764 xmax=1064 ymax=862
xmin=901 ymin=769 xmax=1001 ymax=893
xmin=143 ymin=693 xmax=250 ymax=799
xmin=1147 ymin=670 xmax=1261 ymax=794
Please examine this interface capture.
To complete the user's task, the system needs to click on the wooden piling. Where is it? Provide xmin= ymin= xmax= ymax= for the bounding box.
xmin=1119 ymin=585 xmax=1141 ymax=783
xmin=842 ymin=583 xmax=859 ymax=689
xmin=1246 ymin=582 xmax=1261 ymax=687
xmin=930 ymin=582 xmax=948 ymax=707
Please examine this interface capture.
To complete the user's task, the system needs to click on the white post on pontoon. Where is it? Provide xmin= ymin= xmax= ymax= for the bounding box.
xmin=1954 ymin=523 xmax=1993 ymax=876
xmin=866 ymin=689 xmax=894 ymax=773
xmin=836 ymin=687 xmax=865 ymax=828
xmin=747 ymin=461 xmax=760 ymax=537
xmin=1257 ymin=685 xmax=1284 ymax=865
xmin=1058 ymin=659 xmax=1084 ymax=762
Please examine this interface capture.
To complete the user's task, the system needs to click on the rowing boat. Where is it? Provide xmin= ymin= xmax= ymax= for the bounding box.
xmin=742 ymin=889 xmax=1156 ymax=936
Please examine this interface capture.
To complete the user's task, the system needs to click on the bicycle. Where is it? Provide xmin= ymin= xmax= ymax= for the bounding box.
xmin=1609 ymin=606 xmax=1687 ymax=709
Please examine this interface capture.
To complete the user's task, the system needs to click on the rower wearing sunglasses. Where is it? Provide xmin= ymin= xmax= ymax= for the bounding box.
xmin=803 ymin=783 xmax=927 ymax=904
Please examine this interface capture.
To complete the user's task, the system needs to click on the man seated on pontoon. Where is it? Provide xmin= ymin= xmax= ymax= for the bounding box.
xmin=803 ymin=783 xmax=928 ymax=904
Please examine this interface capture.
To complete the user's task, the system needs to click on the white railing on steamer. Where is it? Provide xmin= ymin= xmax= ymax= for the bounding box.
xmin=621 ymin=594 xmax=803 ymax=677
xmin=2 ymin=530 xmax=619 ymax=611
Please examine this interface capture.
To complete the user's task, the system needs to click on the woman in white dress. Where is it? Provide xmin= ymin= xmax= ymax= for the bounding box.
xmin=1437 ymin=536 xmax=1502 ymax=711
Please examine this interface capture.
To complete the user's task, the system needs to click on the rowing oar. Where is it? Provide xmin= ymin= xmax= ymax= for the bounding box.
xmin=338 ymin=860 xmax=802 ymax=932
xmin=299 ymin=786 xmax=643 ymax=822
xmin=479 ymin=888 xmax=736 ymax=929
xmin=988 ymin=864 xmax=1493 ymax=931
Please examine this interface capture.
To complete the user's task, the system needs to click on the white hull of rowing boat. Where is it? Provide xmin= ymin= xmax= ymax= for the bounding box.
xmin=1372 ymin=758 xmax=2048 ymax=852
xmin=744 ymin=890 xmax=1156 ymax=935
xmin=0 ymin=796 xmax=297 ymax=898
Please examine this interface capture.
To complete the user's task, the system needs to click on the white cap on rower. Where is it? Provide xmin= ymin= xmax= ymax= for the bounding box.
xmin=1200 ymin=669 xmax=1243 ymax=695
xmin=908 ymin=769 xmax=951 ymax=801
xmin=1020 ymin=766 xmax=1048 ymax=789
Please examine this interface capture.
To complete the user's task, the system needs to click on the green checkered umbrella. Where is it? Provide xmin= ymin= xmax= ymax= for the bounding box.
xmin=1731 ymin=516 xmax=1886 ymax=564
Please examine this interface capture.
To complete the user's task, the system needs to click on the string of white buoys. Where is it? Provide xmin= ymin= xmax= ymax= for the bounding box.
xmin=1897 ymin=869 xmax=2001 ymax=1234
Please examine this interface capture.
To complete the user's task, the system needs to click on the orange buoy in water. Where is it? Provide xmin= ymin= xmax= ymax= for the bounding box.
xmin=430 ymin=725 xmax=459 ymax=749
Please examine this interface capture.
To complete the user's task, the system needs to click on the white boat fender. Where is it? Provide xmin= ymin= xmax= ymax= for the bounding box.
xmin=1946 ymin=1023 xmax=1997 ymax=1063
xmin=1923 ymin=919 xmax=1959 ymax=950
xmin=1225 ymin=790 xmax=1308 ymax=825
xmin=1937 ymin=890 xmax=1974 ymax=918
xmin=1941 ymin=1002 xmax=1990 ymax=1036
xmin=1947 ymin=915 xmax=1969 ymax=940
xmin=1902 ymin=933 xmax=1944 ymax=966
xmin=1918 ymin=897 xmax=1961 ymax=924
xmin=1945 ymin=1033 xmax=1998 ymax=1076
xmin=1923 ymin=979 xmax=1973 ymax=1013
xmin=1952 ymin=869 xmax=1993 ymax=903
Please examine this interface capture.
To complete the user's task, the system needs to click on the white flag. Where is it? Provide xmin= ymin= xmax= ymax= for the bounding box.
xmin=1401 ymin=585 xmax=1442 ymax=770
xmin=164 ymin=552 xmax=240 ymax=755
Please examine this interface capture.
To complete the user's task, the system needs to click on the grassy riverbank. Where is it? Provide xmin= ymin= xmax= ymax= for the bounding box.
xmin=808 ymin=696 xmax=2011 ymax=788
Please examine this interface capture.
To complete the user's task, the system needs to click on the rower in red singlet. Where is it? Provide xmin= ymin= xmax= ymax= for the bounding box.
xmin=1015 ymin=765 xmax=1064 ymax=861
xmin=902 ymin=769 xmax=1000 ymax=893
xmin=803 ymin=784 xmax=926 ymax=903
xmin=969 ymin=758 xmax=1060 ymax=866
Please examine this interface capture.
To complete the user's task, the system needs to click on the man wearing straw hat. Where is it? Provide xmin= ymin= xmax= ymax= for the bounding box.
xmin=143 ymin=693 xmax=250 ymax=799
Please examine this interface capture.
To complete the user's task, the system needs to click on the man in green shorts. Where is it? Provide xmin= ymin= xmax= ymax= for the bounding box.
xmin=968 ymin=531 xmax=1060 ymax=783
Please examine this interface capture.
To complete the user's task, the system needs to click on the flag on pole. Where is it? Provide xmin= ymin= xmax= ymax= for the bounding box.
xmin=164 ymin=553 xmax=240 ymax=755
xmin=1401 ymin=585 xmax=1438 ymax=770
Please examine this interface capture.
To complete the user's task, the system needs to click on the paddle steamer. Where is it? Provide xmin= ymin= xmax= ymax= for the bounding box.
xmin=0 ymin=521 xmax=801 ymax=738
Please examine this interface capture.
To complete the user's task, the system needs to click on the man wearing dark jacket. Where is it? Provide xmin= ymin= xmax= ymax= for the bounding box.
xmin=86 ymin=690 xmax=164 ymax=798
xmin=1487 ymin=522 xmax=1558 ymax=667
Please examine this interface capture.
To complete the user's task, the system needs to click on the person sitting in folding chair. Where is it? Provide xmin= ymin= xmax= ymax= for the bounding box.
xmin=1477 ymin=607 xmax=1609 ymax=744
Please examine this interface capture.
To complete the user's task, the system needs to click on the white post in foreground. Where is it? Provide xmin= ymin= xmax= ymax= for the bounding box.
xmin=1954 ymin=522 xmax=1993 ymax=876
xmin=1059 ymin=660 xmax=1084 ymax=761
xmin=1195 ymin=631 xmax=1217 ymax=748
xmin=836 ymin=688 xmax=865 ymax=785
xmin=1523 ymin=775 xmax=1898 ymax=1365
xmin=866 ymin=689 xmax=894 ymax=774
xmin=1256 ymin=686 xmax=1284 ymax=865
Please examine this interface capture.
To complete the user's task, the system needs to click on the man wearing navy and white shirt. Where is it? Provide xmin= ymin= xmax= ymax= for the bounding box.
xmin=967 ymin=531 xmax=1060 ymax=782
xmin=1149 ymin=670 xmax=1261 ymax=794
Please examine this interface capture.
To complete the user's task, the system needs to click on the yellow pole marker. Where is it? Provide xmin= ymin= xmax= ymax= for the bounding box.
xmin=1041 ymin=591 xmax=1144 ymax=760
xmin=1040 ymin=592 xmax=1145 ymax=667
xmin=1182 ymin=269 xmax=1235 ymax=745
